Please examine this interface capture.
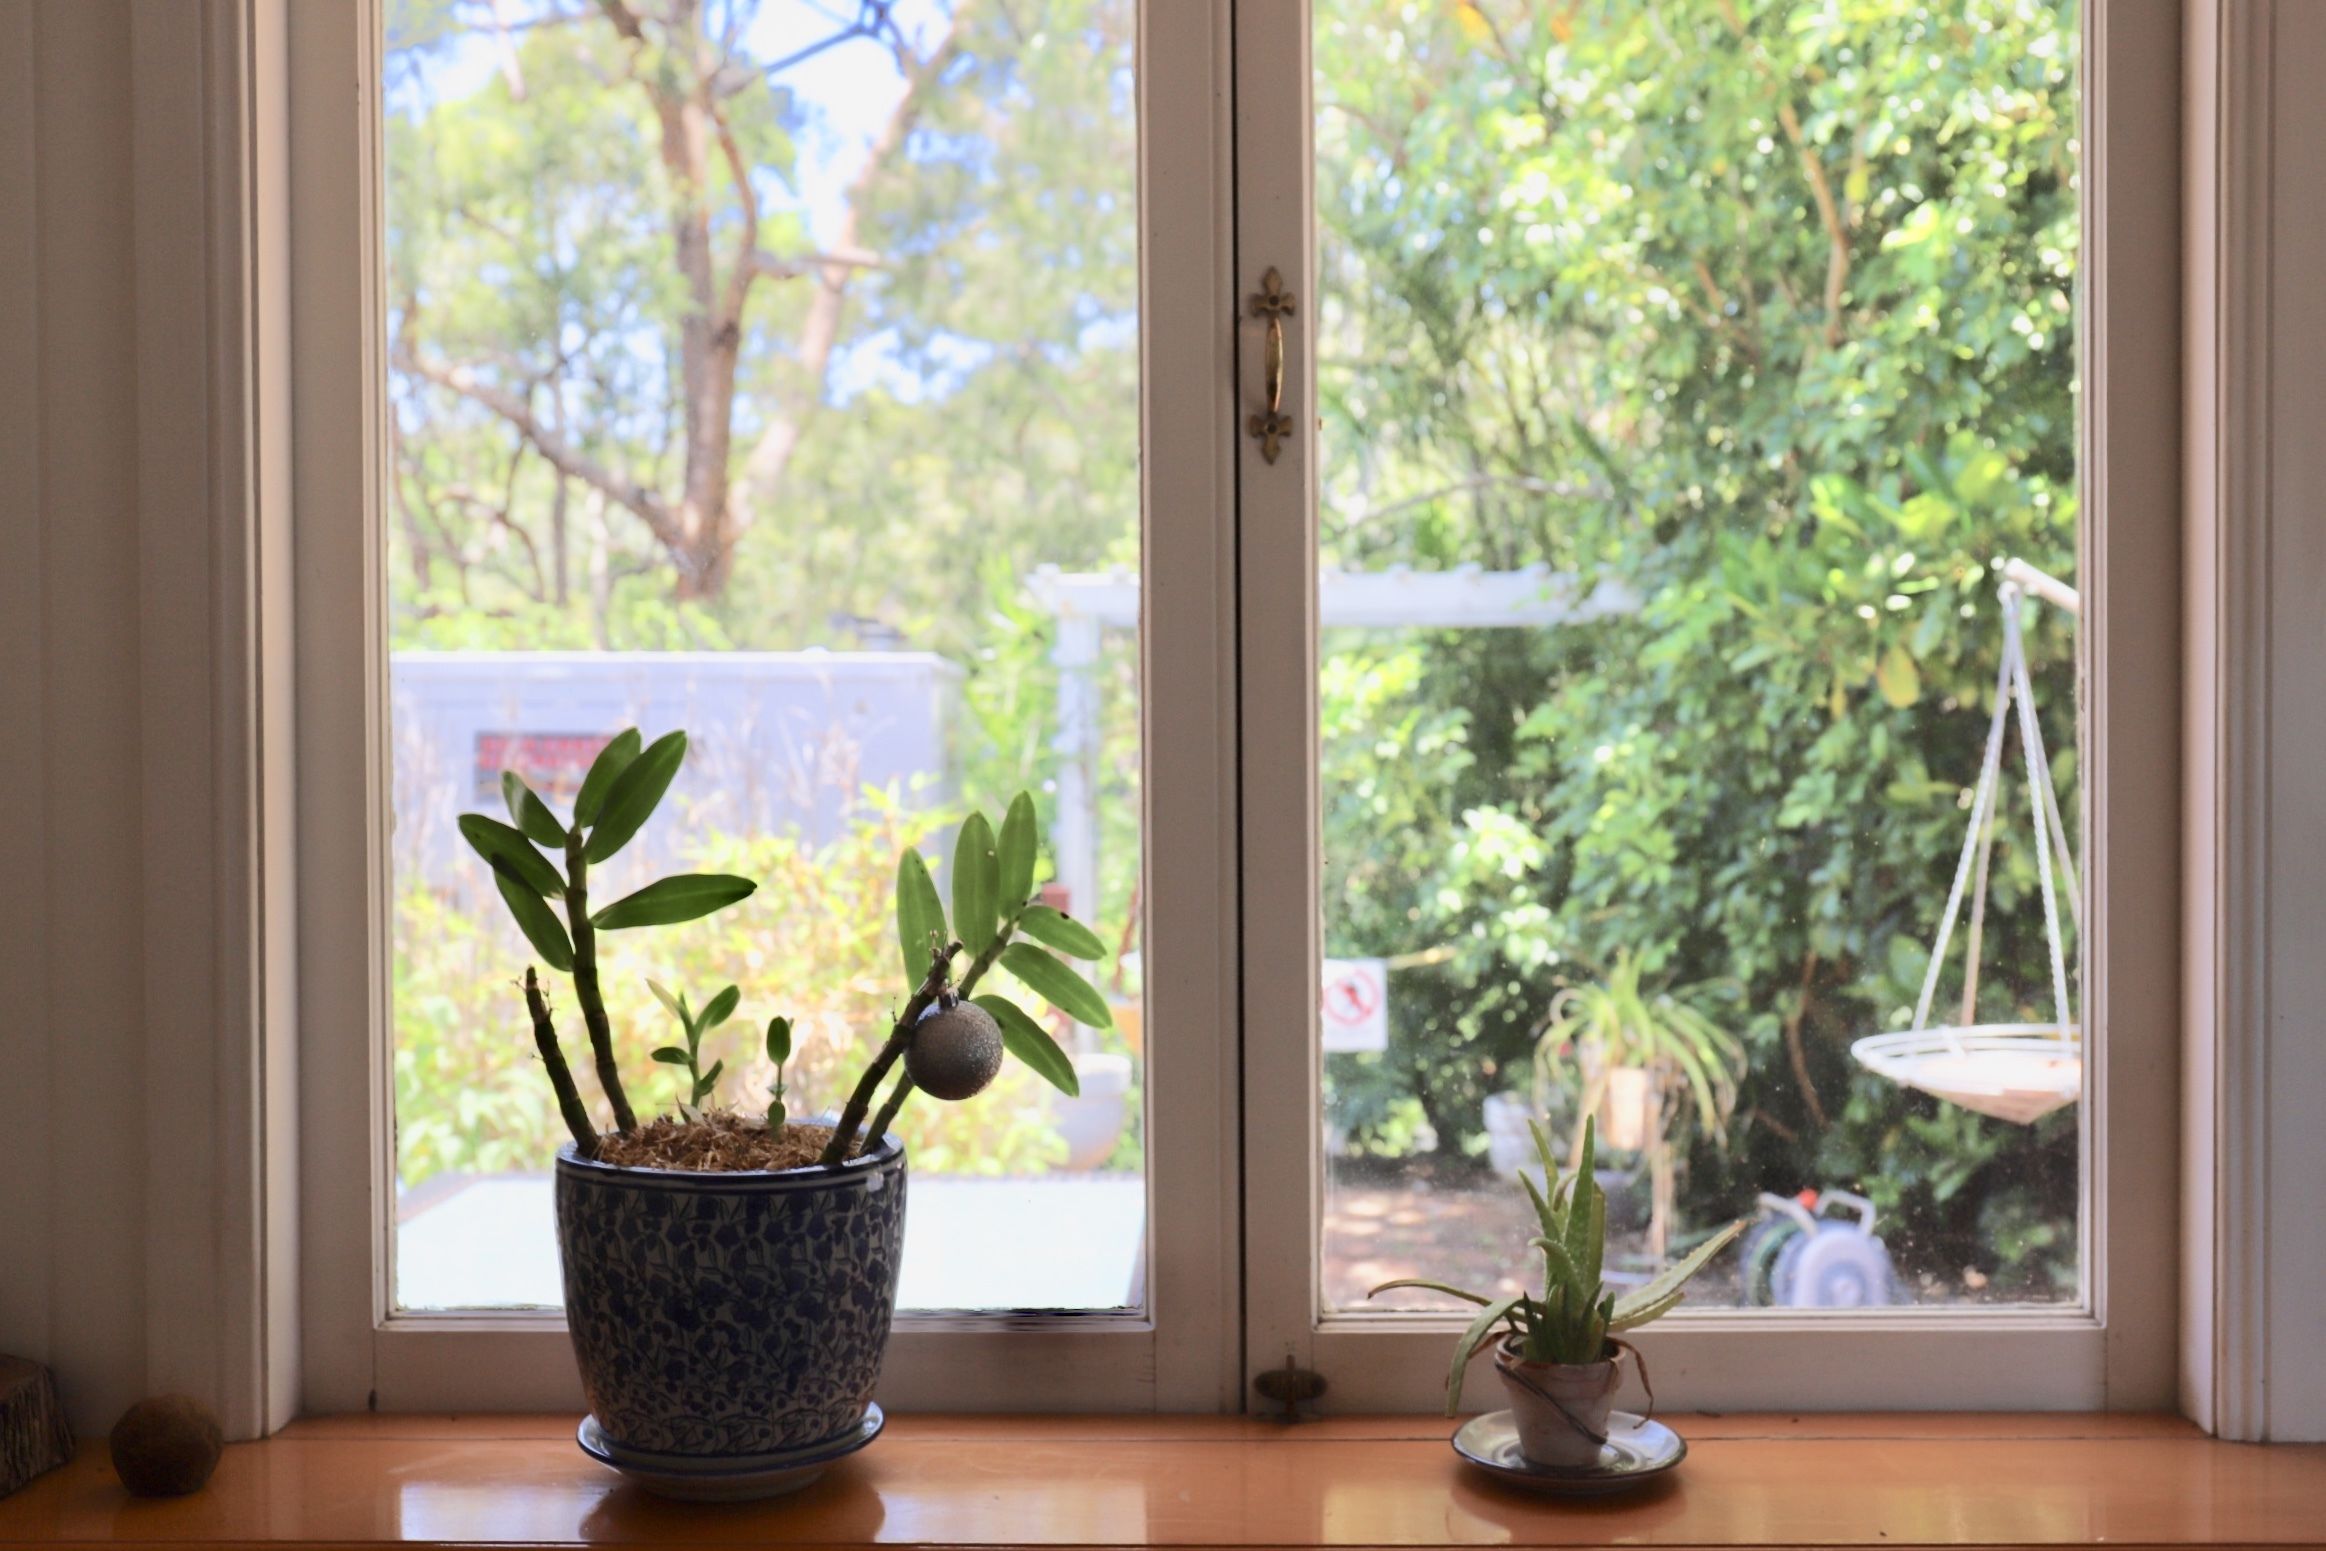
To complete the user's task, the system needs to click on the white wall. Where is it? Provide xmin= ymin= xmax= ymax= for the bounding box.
xmin=0 ymin=0 xmax=290 ymax=1439
xmin=0 ymin=0 xmax=154 ymax=1436
xmin=2182 ymin=0 xmax=2326 ymax=1444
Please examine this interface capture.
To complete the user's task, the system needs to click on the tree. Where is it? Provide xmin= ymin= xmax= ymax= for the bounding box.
xmin=1312 ymin=0 xmax=2082 ymax=1293
xmin=388 ymin=0 xmax=1137 ymax=635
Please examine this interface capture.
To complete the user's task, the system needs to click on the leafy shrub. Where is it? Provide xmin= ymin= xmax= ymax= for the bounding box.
xmin=394 ymin=795 xmax=1070 ymax=1190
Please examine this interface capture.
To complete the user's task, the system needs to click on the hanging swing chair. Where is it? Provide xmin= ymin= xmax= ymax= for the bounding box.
xmin=1850 ymin=562 xmax=2082 ymax=1126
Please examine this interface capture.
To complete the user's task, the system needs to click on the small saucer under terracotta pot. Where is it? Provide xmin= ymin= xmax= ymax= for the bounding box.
xmin=1494 ymin=1338 xmax=1627 ymax=1470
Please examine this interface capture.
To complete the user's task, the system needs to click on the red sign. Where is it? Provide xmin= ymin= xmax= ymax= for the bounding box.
xmin=474 ymin=732 xmax=617 ymax=803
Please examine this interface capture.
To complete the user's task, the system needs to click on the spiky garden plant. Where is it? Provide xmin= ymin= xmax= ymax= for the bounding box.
xmin=1368 ymin=1117 xmax=1747 ymax=1413
xmin=465 ymin=729 xmax=1103 ymax=1165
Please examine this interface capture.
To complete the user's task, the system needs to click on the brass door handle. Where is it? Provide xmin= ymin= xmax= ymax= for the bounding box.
xmin=1247 ymin=267 xmax=1295 ymax=464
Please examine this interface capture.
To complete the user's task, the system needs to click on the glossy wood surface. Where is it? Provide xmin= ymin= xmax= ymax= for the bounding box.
xmin=0 ymin=1413 xmax=2319 ymax=1549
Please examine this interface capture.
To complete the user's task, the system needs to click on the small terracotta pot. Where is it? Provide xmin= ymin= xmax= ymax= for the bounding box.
xmin=1494 ymin=1337 xmax=1625 ymax=1469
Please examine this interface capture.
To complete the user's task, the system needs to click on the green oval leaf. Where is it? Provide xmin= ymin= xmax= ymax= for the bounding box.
xmin=698 ymin=984 xmax=740 ymax=1030
xmin=952 ymin=812 xmax=1000 ymax=956
xmin=765 ymin=1016 xmax=793 ymax=1065
xmin=971 ymin=994 xmax=1080 ymax=1098
xmin=1875 ymin=643 xmax=1922 ymax=709
xmin=501 ymin=771 xmax=567 ymax=848
xmin=494 ymin=870 xmax=573 ymax=971
xmin=765 ymin=1098 xmax=788 ymax=1132
xmin=583 ymin=730 xmax=687 ymax=865
xmin=651 ymin=1046 xmax=689 ymax=1065
xmin=895 ymin=848 xmax=947 ymax=986
xmin=589 ymin=872 xmax=756 ymax=930
xmin=459 ymin=813 xmax=564 ymax=897
xmin=997 ymin=792 xmax=1039 ymax=912
xmin=999 ymin=942 xmax=1113 ymax=1029
xmin=1016 ymin=903 xmax=1107 ymax=960
xmin=646 ymin=978 xmax=687 ymax=1027
xmin=573 ymin=728 xmax=642 ymax=826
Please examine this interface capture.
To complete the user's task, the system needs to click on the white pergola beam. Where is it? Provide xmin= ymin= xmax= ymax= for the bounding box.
xmin=1023 ymin=566 xmax=1642 ymax=950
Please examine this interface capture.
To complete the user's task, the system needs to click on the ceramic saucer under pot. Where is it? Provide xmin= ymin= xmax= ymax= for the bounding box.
xmin=1451 ymin=1408 xmax=1684 ymax=1496
xmin=577 ymin=1402 xmax=884 ymax=1502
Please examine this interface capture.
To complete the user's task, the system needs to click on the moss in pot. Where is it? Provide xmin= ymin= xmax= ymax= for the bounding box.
xmin=463 ymin=732 xmax=1105 ymax=1493
xmin=1369 ymin=1116 xmax=1744 ymax=1471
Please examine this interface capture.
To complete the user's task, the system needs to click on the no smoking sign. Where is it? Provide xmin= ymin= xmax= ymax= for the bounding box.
xmin=1320 ymin=958 xmax=1390 ymax=1053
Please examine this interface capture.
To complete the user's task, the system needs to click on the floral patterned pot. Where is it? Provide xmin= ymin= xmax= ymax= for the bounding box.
xmin=1495 ymin=1337 xmax=1626 ymax=1470
xmin=554 ymin=1129 xmax=906 ymax=1462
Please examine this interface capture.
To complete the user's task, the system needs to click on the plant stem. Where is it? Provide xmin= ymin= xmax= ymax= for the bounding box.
xmin=865 ymin=1071 xmax=916 ymax=1143
xmin=524 ymin=966 xmax=599 ymax=1157
xmin=820 ymin=940 xmax=962 ymax=1164
xmin=849 ymin=913 xmax=1022 ymax=1145
xmin=564 ymin=833 xmax=636 ymax=1132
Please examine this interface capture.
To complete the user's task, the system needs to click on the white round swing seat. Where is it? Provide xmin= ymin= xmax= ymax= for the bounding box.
xmin=1849 ymin=1023 xmax=2082 ymax=1126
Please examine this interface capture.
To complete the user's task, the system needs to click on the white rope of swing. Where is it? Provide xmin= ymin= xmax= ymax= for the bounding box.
xmin=1907 ymin=579 xmax=2080 ymax=1050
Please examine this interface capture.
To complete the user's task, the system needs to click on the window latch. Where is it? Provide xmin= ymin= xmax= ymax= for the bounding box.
xmin=1252 ymin=1355 xmax=1327 ymax=1422
xmin=1246 ymin=267 xmax=1296 ymax=464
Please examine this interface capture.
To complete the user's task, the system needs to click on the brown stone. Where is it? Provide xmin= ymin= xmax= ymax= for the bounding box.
xmin=109 ymin=1394 xmax=222 ymax=1498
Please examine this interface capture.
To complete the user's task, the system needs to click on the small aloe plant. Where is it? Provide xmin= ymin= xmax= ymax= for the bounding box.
xmin=1369 ymin=1116 xmax=1747 ymax=1413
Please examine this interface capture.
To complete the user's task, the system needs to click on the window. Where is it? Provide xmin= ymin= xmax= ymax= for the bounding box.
xmin=293 ymin=0 xmax=2175 ymax=1415
xmin=1311 ymin=1 xmax=2085 ymax=1314
xmin=294 ymin=0 xmax=1237 ymax=1412
xmin=1236 ymin=0 xmax=2175 ymax=1410
xmin=380 ymin=0 xmax=1149 ymax=1320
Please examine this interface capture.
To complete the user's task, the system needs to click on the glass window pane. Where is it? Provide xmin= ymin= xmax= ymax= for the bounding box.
xmin=1314 ymin=0 xmax=2081 ymax=1314
xmin=385 ymin=0 xmax=1144 ymax=1314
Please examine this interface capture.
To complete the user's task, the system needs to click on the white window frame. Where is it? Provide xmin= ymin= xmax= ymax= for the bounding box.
xmin=145 ymin=0 xmax=2312 ymax=1431
xmin=286 ymin=0 xmax=1244 ymax=1414
xmin=1234 ymin=0 xmax=2185 ymax=1411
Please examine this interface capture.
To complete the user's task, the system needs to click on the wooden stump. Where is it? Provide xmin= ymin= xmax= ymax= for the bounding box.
xmin=0 ymin=1356 xmax=74 ymax=1498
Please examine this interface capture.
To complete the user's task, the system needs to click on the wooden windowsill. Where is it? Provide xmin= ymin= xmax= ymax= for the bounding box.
xmin=1 ymin=1412 xmax=2322 ymax=1549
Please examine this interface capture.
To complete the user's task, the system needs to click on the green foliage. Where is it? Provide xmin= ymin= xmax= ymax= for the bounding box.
xmin=592 ymin=874 xmax=758 ymax=932
xmin=583 ymin=731 xmax=688 ymax=865
xmin=574 ymin=731 xmax=642 ymax=827
xmin=396 ymin=802 xmax=1070 ymax=1187
xmin=1016 ymin=905 xmax=1107 ymax=961
xmin=1308 ymin=0 xmax=2083 ymax=1295
xmin=764 ymin=1016 xmax=793 ymax=1134
xmin=494 ymin=871 xmax=574 ymax=972
xmin=1536 ymin=953 xmax=1743 ymax=1144
xmin=649 ymin=980 xmax=738 ymax=1110
xmin=973 ymin=994 xmax=1080 ymax=1100
xmin=458 ymin=725 xmax=755 ymax=1134
xmin=1372 ymin=1118 xmax=1746 ymax=1412
xmin=392 ymin=0 xmax=2083 ymax=1289
xmin=458 ymin=814 xmax=562 ymax=897
xmin=997 ymin=944 xmax=1112 ymax=1032
xmin=996 ymin=793 xmax=1040 ymax=913
xmin=501 ymin=772 xmax=566 ymax=848
xmin=951 ymin=814 xmax=1000 ymax=957
xmin=894 ymin=850 xmax=948 ymax=987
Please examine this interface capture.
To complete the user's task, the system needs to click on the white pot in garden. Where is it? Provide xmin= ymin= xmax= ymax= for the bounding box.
xmin=1482 ymin=1092 xmax=1536 ymax=1179
xmin=1052 ymin=1052 xmax=1132 ymax=1171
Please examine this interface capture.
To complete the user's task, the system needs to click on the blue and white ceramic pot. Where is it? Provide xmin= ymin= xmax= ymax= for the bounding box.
xmin=553 ymin=1130 xmax=907 ymax=1462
